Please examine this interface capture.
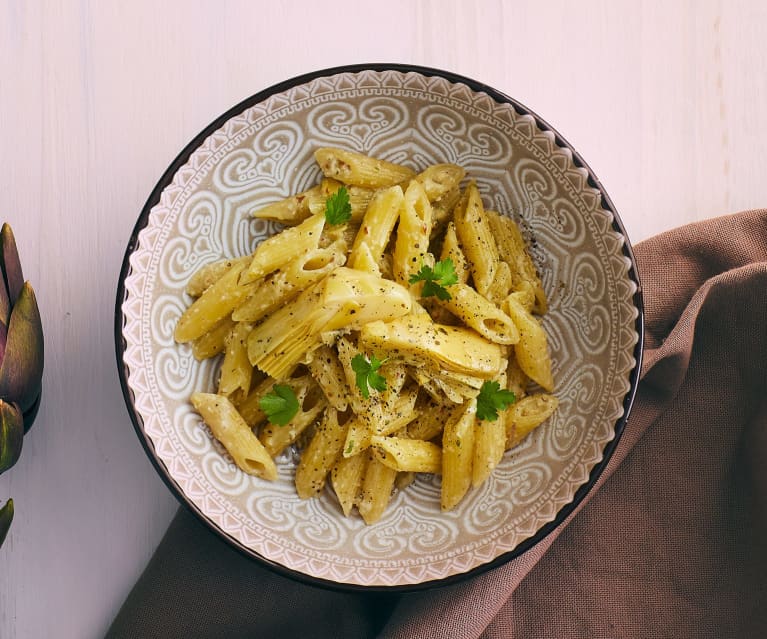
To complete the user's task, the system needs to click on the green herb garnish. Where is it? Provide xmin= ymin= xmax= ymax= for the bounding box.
xmin=324 ymin=186 xmax=352 ymax=225
xmin=408 ymin=258 xmax=458 ymax=301
xmin=476 ymin=380 xmax=516 ymax=422
xmin=259 ymin=384 xmax=299 ymax=426
xmin=351 ymin=353 xmax=387 ymax=399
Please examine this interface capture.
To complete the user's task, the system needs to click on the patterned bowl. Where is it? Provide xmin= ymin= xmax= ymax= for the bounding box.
xmin=115 ymin=64 xmax=643 ymax=590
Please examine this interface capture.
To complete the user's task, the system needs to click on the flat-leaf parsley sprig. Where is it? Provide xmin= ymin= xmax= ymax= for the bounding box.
xmin=259 ymin=384 xmax=299 ymax=426
xmin=351 ymin=353 xmax=388 ymax=399
xmin=324 ymin=186 xmax=352 ymax=225
xmin=476 ymin=380 xmax=516 ymax=422
xmin=408 ymin=258 xmax=458 ymax=301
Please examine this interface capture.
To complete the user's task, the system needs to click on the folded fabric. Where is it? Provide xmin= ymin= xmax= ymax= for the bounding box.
xmin=106 ymin=209 xmax=767 ymax=639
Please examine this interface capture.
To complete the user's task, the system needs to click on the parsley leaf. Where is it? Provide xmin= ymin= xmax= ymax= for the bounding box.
xmin=408 ymin=258 xmax=458 ymax=300
xmin=476 ymin=380 xmax=516 ymax=422
xmin=351 ymin=353 xmax=387 ymax=399
xmin=324 ymin=186 xmax=352 ymax=225
xmin=259 ymin=384 xmax=299 ymax=426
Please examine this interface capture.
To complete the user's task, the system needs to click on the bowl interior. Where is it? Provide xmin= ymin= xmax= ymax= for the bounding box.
xmin=118 ymin=66 xmax=641 ymax=589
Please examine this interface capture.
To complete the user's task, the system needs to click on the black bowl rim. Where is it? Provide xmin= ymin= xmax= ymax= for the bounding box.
xmin=114 ymin=62 xmax=645 ymax=593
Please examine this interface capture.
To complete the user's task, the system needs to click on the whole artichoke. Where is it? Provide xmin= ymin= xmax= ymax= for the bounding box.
xmin=0 ymin=223 xmax=44 ymax=548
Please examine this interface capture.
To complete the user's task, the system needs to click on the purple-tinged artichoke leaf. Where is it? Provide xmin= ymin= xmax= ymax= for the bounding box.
xmin=22 ymin=386 xmax=41 ymax=433
xmin=0 ymin=498 xmax=13 ymax=548
xmin=0 ymin=283 xmax=44 ymax=412
xmin=0 ymin=277 xmax=9 ymax=328
xmin=0 ymin=224 xmax=23 ymax=306
xmin=0 ymin=401 xmax=23 ymax=474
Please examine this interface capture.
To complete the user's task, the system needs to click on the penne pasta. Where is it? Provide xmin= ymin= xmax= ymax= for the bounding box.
xmin=453 ymin=182 xmax=500 ymax=297
xmin=176 ymin=151 xmax=559 ymax=524
xmin=314 ymin=147 xmax=415 ymax=189
xmin=191 ymin=392 xmax=277 ymax=480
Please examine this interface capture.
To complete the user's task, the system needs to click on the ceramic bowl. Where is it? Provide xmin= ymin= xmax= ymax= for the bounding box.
xmin=115 ymin=64 xmax=643 ymax=590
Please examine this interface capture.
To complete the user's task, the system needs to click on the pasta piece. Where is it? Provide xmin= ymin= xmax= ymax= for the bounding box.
xmin=439 ymin=222 xmax=470 ymax=284
xmin=259 ymin=378 xmax=327 ymax=457
xmin=472 ymin=412 xmax=506 ymax=487
xmin=358 ymin=455 xmax=398 ymax=525
xmin=412 ymin=163 xmax=465 ymax=202
xmin=190 ymin=316 xmax=236 ymax=360
xmin=392 ymin=180 xmax=433 ymax=286
xmin=348 ymin=186 xmax=404 ymax=270
xmin=240 ymin=212 xmax=326 ymax=285
xmin=506 ymin=393 xmax=559 ymax=449
xmin=190 ymin=392 xmax=277 ymax=480
xmin=233 ymin=376 xmax=275 ymax=427
xmin=306 ymin=345 xmax=348 ymax=411
xmin=437 ymin=282 xmax=520 ymax=345
xmin=371 ymin=436 xmax=442 ymax=474
xmin=251 ymin=185 xmax=324 ymax=225
xmin=314 ymin=147 xmax=415 ymax=188
xmin=175 ymin=261 xmax=258 ymax=343
xmin=453 ymin=182 xmax=500 ymax=297
xmin=506 ymin=355 xmax=529 ymax=400
xmin=233 ymin=240 xmax=346 ymax=322
xmin=486 ymin=210 xmax=547 ymax=314
xmin=406 ymin=396 xmax=453 ymax=441
xmin=441 ymin=398 xmax=477 ymax=510
xmin=186 ymin=256 xmax=251 ymax=297
xmin=295 ymin=408 xmax=349 ymax=499
xmin=359 ymin=313 xmax=506 ymax=379
xmin=503 ymin=296 xmax=554 ymax=391
xmin=315 ymin=178 xmax=375 ymax=222
xmin=217 ymin=321 xmax=254 ymax=396
xmin=331 ymin=452 xmax=367 ymax=517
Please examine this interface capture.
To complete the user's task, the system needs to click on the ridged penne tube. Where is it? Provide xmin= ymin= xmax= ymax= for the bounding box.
xmin=306 ymin=344 xmax=348 ymax=411
xmin=486 ymin=210 xmax=547 ymax=314
xmin=439 ymin=222 xmax=470 ymax=284
xmin=359 ymin=313 xmax=505 ymax=379
xmin=314 ymin=147 xmax=416 ymax=189
xmin=316 ymin=178 xmax=375 ymax=222
xmin=441 ymin=398 xmax=477 ymax=510
xmin=175 ymin=261 xmax=258 ymax=343
xmin=412 ymin=164 xmax=465 ymax=202
xmin=371 ymin=436 xmax=442 ymax=474
xmin=453 ymin=182 xmax=500 ymax=297
xmin=186 ymin=256 xmax=251 ymax=297
xmin=392 ymin=181 xmax=433 ymax=286
xmin=240 ymin=213 xmax=326 ymax=285
xmin=233 ymin=241 xmax=346 ymax=323
xmin=430 ymin=186 xmax=462 ymax=240
xmin=358 ymin=455 xmax=398 ymax=525
xmin=374 ymin=386 xmax=419 ymax=436
xmin=190 ymin=315 xmax=236 ymax=360
xmin=503 ymin=296 xmax=554 ymax=391
xmin=472 ymin=412 xmax=507 ymax=487
xmin=191 ymin=392 xmax=277 ymax=481
xmin=259 ymin=379 xmax=327 ymax=457
xmin=342 ymin=416 xmax=374 ymax=458
xmin=217 ymin=321 xmax=254 ymax=396
xmin=506 ymin=393 xmax=559 ymax=449
xmin=250 ymin=185 xmax=324 ymax=225
xmin=331 ymin=452 xmax=367 ymax=516
xmin=348 ymin=241 xmax=381 ymax=277
xmin=437 ymin=282 xmax=520 ymax=345
xmin=248 ymin=268 xmax=411 ymax=379
xmin=348 ymin=186 xmax=404 ymax=270
xmin=295 ymin=408 xmax=349 ymax=499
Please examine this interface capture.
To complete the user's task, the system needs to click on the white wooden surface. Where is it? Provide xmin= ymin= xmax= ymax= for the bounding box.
xmin=1 ymin=1 xmax=765 ymax=637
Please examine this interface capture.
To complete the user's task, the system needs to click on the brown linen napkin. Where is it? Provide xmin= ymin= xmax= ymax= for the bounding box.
xmin=107 ymin=209 xmax=767 ymax=639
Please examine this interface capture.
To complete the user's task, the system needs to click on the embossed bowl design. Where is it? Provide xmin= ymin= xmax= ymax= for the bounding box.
xmin=115 ymin=64 xmax=643 ymax=589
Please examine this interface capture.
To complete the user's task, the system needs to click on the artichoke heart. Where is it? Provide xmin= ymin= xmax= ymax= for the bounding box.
xmin=359 ymin=314 xmax=505 ymax=379
xmin=248 ymin=267 xmax=411 ymax=379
